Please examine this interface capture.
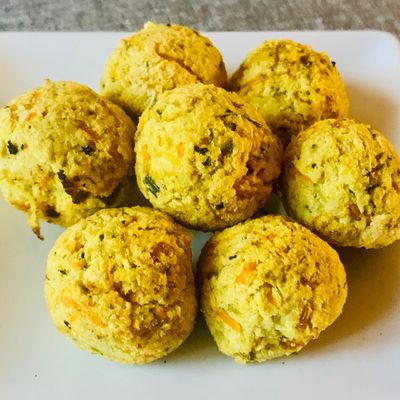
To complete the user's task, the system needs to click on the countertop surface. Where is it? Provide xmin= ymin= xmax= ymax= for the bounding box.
xmin=0 ymin=0 xmax=399 ymax=38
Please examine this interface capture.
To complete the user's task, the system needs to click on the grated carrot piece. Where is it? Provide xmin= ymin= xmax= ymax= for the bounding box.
xmin=60 ymin=296 xmax=106 ymax=327
xmin=217 ymin=309 xmax=242 ymax=332
xmin=142 ymin=144 xmax=151 ymax=161
xmin=155 ymin=306 xmax=168 ymax=321
xmin=61 ymin=296 xmax=80 ymax=310
xmin=87 ymin=312 xmax=106 ymax=327
xmin=70 ymin=261 xmax=85 ymax=270
xmin=241 ymin=75 xmax=265 ymax=91
xmin=177 ymin=142 xmax=185 ymax=158
xmin=39 ymin=174 xmax=51 ymax=190
xmin=236 ymin=262 xmax=257 ymax=284
xmin=10 ymin=200 xmax=29 ymax=212
xmin=26 ymin=112 xmax=36 ymax=122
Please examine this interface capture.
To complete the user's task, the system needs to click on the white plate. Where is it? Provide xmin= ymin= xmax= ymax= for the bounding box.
xmin=0 ymin=31 xmax=399 ymax=400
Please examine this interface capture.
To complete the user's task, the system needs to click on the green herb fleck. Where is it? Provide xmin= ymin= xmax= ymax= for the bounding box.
xmin=82 ymin=145 xmax=94 ymax=155
xmin=57 ymin=169 xmax=67 ymax=181
xmin=229 ymin=255 xmax=237 ymax=260
xmin=7 ymin=140 xmax=19 ymax=155
xmin=219 ymin=111 xmax=233 ymax=118
xmin=99 ymin=234 xmax=104 ymax=241
xmin=64 ymin=320 xmax=71 ymax=328
xmin=367 ymin=184 xmax=380 ymax=194
xmin=59 ymin=268 xmax=68 ymax=276
xmin=144 ymin=175 xmax=160 ymax=197
xmin=194 ymin=145 xmax=208 ymax=155
xmin=244 ymin=116 xmax=263 ymax=128
xmin=90 ymin=347 xmax=103 ymax=355
xmin=227 ymin=122 xmax=237 ymax=131
xmin=216 ymin=203 xmax=225 ymax=210
xmin=45 ymin=206 xmax=60 ymax=219
xmin=300 ymin=56 xmax=312 ymax=67
xmin=221 ymin=138 xmax=233 ymax=156
xmin=202 ymin=157 xmax=211 ymax=167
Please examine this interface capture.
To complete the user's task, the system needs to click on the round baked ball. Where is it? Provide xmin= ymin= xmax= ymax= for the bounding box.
xmin=282 ymin=118 xmax=400 ymax=248
xmin=135 ymin=83 xmax=283 ymax=231
xmin=45 ymin=207 xmax=196 ymax=364
xmin=198 ymin=215 xmax=347 ymax=363
xmin=228 ymin=39 xmax=349 ymax=145
xmin=100 ymin=22 xmax=227 ymax=119
xmin=0 ymin=80 xmax=135 ymax=238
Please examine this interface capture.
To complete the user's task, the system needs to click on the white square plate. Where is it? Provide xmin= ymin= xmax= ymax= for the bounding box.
xmin=0 ymin=31 xmax=399 ymax=400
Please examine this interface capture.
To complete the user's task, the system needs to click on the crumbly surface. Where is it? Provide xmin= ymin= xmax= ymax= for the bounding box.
xmin=135 ymin=83 xmax=283 ymax=231
xmin=228 ymin=39 xmax=349 ymax=145
xmin=282 ymin=118 xmax=400 ymax=248
xmin=198 ymin=215 xmax=347 ymax=363
xmin=100 ymin=22 xmax=227 ymax=119
xmin=45 ymin=207 xmax=196 ymax=364
xmin=0 ymin=80 xmax=135 ymax=238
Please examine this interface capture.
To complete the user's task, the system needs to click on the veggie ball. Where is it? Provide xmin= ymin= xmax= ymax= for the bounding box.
xmin=45 ymin=207 xmax=196 ymax=364
xmin=0 ymin=80 xmax=135 ymax=238
xmin=282 ymin=118 xmax=400 ymax=248
xmin=100 ymin=21 xmax=227 ymax=119
xmin=228 ymin=39 xmax=349 ymax=145
xmin=197 ymin=215 xmax=347 ymax=363
xmin=135 ymin=83 xmax=283 ymax=231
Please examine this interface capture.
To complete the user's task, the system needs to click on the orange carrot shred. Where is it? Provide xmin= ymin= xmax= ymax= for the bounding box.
xmin=60 ymin=296 xmax=106 ymax=327
xmin=177 ymin=142 xmax=185 ymax=158
xmin=236 ymin=262 xmax=257 ymax=284
xmin=142 ymin=144 xmax=151 ymax=161
xmin=217 ymin=309 xmax=242 ymax=332
xmin=70 ymin=261 xmax=85 ymax=270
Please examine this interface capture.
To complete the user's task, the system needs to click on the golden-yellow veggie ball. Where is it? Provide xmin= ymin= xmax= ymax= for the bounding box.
xmin=100 ymin=22 xmax=227 ymax=119
xmin=45 ymin=207 xmax=196 ymax=364
xmin=135 ymin=83 xmax=283 ymax=231
xmin=0 ymin=80 xmax=135 ymax=238
xmin=228 ymin=39 xmax=349 ymax=144
xmin=198 ymin=215 xmax=347 ymax=363
xmin=282 ymin=118 xmax=400 ymax=248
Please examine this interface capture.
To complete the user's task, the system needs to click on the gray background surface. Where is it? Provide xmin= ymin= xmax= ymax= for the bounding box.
xmin=0 ymin=0 xmax=399 ymax=37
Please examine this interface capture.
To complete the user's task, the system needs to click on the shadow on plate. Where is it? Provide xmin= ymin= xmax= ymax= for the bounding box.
xmin=346 ymin=83 xmax=398 ymax=136
xmin=300 ymin=242 xmax=400 ymax=357
xmin=163 ymin=314 xmax=221 ymax=364
xmin=130 ymin=178 xmax=152 ymax=208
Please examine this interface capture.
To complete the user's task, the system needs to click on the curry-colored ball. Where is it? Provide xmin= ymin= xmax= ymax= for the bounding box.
xmin=198 ymin=215 xmax=347 ymax=363
xmin=282 ymin=118 xmax=400 ymax=248
xmin=100 ymin=22 xmax=227 ymax=119
xmin=0 ymin=80 xmax=135 ymax=238
xmin=135 ymin=83 xmax=283 ymax=231
xmin=228 ymin=39 xmax=349 ymax=145
xmin=45 ymin=207 xmax=196 ymax=364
